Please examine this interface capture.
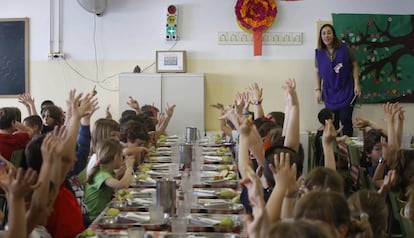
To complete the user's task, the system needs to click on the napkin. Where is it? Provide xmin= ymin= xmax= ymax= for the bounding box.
xmin=129 ymin=197 xmax=152 ymax=205
xmin=123 ymin=212 xmax=150 ymax=222
xmin=203 ymin=156 xmax=222 ymax=162
xmin=188 ymin=215 xmax=221 ymax=226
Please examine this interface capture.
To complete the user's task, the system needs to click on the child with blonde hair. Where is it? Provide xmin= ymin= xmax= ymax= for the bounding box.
xmin=85 ymin=139 xmax=134 ymax=220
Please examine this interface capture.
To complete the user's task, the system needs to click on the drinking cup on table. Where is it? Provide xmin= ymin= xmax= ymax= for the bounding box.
xmin=184 ymin=191 xmax=198 ymax=206
xmin=169 ymin=163 xmax=179 ymax=177
xmin=176 ymin=201 xmax=191 ymax=217
xmin=190 ymin=170 xmax=201 ymax=184
xmin=191 ymin=159 xmax=201 ymax=172
xmin=149 ymin=205 xmax=164 ymax=223
xmin=127 ymin=226 xmax=145 ymax=238
xmin=171 ymin=216 xmax=187 ymax=233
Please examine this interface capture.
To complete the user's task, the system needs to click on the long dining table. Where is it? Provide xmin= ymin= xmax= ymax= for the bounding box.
xmin=80 ymin=135 xmax=247 ymax=238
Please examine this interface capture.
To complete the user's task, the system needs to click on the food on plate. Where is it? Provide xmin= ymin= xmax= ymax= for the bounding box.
xmin=78 ymin=228 xmax=96 ymax=238
xmin=216 ymin=147 xmax=228 ymax=155
xmin=346 ymin=138 xmax=354 ymax=145
xmin=137 ymin=174 xmax=149 ymax=180
xmin=149 ymin=157 xmax=158 ymax=162
xmin=157 ymin=135 xmax=167 ymax=145
xmin=214 ymin=169 xmax=229 ymax=180
xmin=217 ymin=165 xmax=229 ymax=171
xmin=149 ymin=146 xmax=157 ymax=153
xmin=222 ymin=156 xmax=232 ymax=163
xmin=219 ymin=217 xmax=234 ymax=227
xmin=114 ymin=189 xmax=133 ymax=201
xmin=220 ymin=189 xmax=237 ymax=198
xmin=106 ymin=208 xmax=120 ymax=216
xmin=138 ymin=164 xmax=153 ymax=172
xmin=226 ymin=173 xmax=237 ymax=180
xmin=232 ymin=195 xmax=241 ymax=204
xmin=213 ymin=175 xmax=224 ymax=180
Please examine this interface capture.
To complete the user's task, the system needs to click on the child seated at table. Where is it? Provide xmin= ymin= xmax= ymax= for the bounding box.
xmin=85 ymin=139 xmax=135 ymax=221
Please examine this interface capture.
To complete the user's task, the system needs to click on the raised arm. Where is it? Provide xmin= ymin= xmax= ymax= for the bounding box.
xmin=156 ymin=103 xmax=176 ymax=133
xmin=126 ymin=96 xmax=141 ymax=115
xmin=57 ymin=90 xmax=95 ymax=185
xmin=282 ymin=78 xmax=300 ymax=152
xmin=396 ymin=106 xmax=405 ymax=148
xmin=237 ymin=116 xmax=257 ymax=179
xmin=0 ymin=167 xmax=39 ymax=238
xmin=383 ymin=102 xmax=400 ymax=163
xmin=26 ymin=133 xmax=60 ymax=233
xmin=322 ymin=119 xmax=338 ymax=170
xmin=266 ymin=152 xmax=297 ymax=223
xmin=241 ymin=172 xmax=269 ymax=238
xmin=248 ymin=83 xmax=264 ymax=119
xmin=210 ymin=103 xmax=233 ymax=137
xmin=353 ymin=116 xmax=387 ymax=136
xmin=17 ymin=93 xmax=38 ymax=116
xmin=69 ymin=96 xmax=98 ymax=177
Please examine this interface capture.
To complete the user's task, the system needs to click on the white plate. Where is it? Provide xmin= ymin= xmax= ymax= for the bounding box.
xmin=200 ymin=171 xmax=220 ymax=178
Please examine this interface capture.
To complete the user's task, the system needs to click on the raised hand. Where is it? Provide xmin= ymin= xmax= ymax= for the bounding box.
xmin=106 ymin=105 xmax=113 ymax=119
xmin=240 ymin=173 xmax=264 ymax=207
xmin=80 ymin=93 xmax=99 ymax=126
xmin=248 ymin=82 xmax=263 ymax=103
xmin=0 ymin=167 xmax=39 ymax=199
xmin=18 ymin=93 xmax=37 ymax=115
xmin=378 ymin=169 xmax=396 ymax=196
xmin=210 ymin=103 xmax=225 ymax=112
xmin=240 ymin=173 xmax=268 ymax=238
xmin=164 ymin=103 xmax=176 ymax=118
xmin=219 ymin=105 xmax=242 ymax=130
xmin=282 ymin=78 xmax=298 ymax=106
xmin=353 ymin=117 xmax=370 ymax=129
xmin=269 ymin=152 xmax=297 ymax=193
xmin=322 ymin=119 xmax=337 ymax=144
xmin=127 ymin=96 xmax=140 ymax=112
xmin=234 ymin=92 xmax=246 ymax=115
xmin=41 ymin=133 xmax=59 ymax=165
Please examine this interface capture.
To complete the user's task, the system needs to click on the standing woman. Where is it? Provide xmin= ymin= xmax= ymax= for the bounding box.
xmin=315 ymin=24 xmax=361 ymax=136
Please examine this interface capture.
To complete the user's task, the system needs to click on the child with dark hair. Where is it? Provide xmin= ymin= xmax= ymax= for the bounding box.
xmin=41 ymin=105 xmax=64 ymax=134
xmin=363 ymin=129 xmax=386 ymax=177
xmin=40 ymin=100 xmax=54 ymax=115
xmin=23 ymin=115 xmax=43 ymax=137
xmin=0 ymin=107 xmax=33 ymax=161
xmin=314 ymin=108 xmax=348 ymax=167
xmin=120 ymin=119 xmax=149 ymax=147
xmin=267 ymin=111 xmax=285 ymax=128
xmin=141 ymin=104 xmax=159 ymax=118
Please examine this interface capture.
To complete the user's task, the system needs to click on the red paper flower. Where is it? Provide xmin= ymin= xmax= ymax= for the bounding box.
xmin=235 ymin=0 xmax=277 ymax=32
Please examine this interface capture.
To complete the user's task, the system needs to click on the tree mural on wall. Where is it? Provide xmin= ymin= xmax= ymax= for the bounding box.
xmin=332 ymin=14 xmax=414 ymax=103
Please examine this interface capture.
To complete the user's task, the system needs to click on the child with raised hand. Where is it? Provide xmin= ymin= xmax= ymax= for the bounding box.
xmin=0 ymin=166 xmax=39 ymax=238
xmin=240 ymin=172 xmax=268 ymax=238
xmin=85 ymin=139 xmax=135 ymax=221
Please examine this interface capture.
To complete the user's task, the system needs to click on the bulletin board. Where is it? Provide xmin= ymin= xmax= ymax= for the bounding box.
xmin=332 ymin=14 xmax=414 ymax=103
xmin=0 ymin=18 xmax=29 ymax=97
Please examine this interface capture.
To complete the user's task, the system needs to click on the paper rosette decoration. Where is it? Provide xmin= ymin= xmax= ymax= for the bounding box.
xmin=235 ymin=0 xmax=277 ymax=56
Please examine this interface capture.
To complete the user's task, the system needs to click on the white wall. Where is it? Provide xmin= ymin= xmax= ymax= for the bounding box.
xmin=4 ymin=0 xmax=412 ymax=60
xmin=1 ymin=0 xmax=413 ymax=133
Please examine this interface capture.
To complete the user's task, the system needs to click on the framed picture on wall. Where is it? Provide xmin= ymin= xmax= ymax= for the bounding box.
xmin=156 ymin=50 xmax=186 ymax=73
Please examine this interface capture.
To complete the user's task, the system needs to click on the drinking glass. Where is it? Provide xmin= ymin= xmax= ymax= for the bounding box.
xmin=127 ymin=227 xmax=145 ymax=238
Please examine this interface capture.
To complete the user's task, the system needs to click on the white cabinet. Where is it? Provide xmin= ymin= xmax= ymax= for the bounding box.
xmin=119 ymin=73 xmax=205 ymax=136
